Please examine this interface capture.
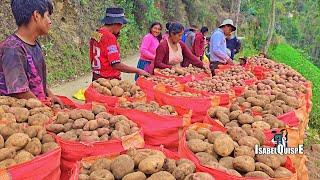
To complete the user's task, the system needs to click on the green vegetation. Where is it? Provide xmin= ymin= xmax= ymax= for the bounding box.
xmin=268 ymin=43 xmax=320 ymax=130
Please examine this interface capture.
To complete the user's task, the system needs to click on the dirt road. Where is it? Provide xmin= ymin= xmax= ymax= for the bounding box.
xmin=52 ymin=54 xmax=139 ymax=99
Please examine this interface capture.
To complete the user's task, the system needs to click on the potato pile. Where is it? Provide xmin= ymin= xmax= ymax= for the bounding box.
xmin=119 ymin=100 xmax=178 ymax=116
xmin=217 ymin=66 xmax=255 ymax=87
xmin=92 ymin=78 xmax=145 ymax=98
xmin=0 ymin=123 xmax=58 ymax=169
xmin=252 ymin=72 xmax=307 ymax=96
xmin=168 ymin=91 xmax=202 ymax=97
xmin=0 ymin=96 xmax=53 ymax=126
xmin=155 ymin=65 xmax=208 ymax=77
xmin=186 ymin=77 xmax=232 ymax=93
xmin=78 ymin=148 xmax=212 ymax=180
xmin=47 ymin=105 xmax=141 ymax=142
xmin=142 ymin=76 xmax=180 ymax=88
xmin=186 ymin=127 xmax=292 ymax=178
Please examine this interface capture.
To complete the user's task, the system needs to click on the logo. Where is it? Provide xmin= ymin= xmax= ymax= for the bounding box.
xmin=107 ymin=45 xmax=118 ymax=54
xmin=255 ymin=129 xmax=304 ymax=155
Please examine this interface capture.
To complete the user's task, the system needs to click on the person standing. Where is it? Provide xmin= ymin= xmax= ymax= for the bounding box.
xmin=209 ymin=19 xmax=236 ymax=75
xmin=0 ymin=0 xmax=64 ymax=107
xmin=184 ymin=25 xmax=198 ymax=51
xmin=89 ymin=7 xmax=149 ymax=81
xmin=153 ymin=22 xmax=205 ymax=69
xmin=162 ymin=22 xmax=171 ymax=41
xmin=226 ymin=34 xmax=241 ymax=60
xmin=193 ymin=26 xmax=209 ymax=60
xmin=135 ymin=22 xmax=162 ymax=80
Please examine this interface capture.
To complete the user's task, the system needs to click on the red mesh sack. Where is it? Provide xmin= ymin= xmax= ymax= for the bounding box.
xmin=0 ymin=148 xmax=61 ymax=180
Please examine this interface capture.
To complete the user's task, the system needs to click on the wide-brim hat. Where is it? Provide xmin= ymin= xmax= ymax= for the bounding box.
xmin=219 ymin=19 xmax=236 ymax=31
xmin=101 ymin=7 xmax=128 ymax=25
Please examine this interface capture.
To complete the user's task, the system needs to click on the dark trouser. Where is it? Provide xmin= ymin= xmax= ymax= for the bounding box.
xmin=209 ymin=61 xmax=224 ymax=76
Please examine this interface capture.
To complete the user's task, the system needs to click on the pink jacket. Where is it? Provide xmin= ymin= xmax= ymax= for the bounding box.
xmin=139 ymin=33 xmax=159 ymax=61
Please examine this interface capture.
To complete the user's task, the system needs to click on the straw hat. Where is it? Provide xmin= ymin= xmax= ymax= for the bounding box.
xmin=219 ymin=19 xmax=236 ymax=31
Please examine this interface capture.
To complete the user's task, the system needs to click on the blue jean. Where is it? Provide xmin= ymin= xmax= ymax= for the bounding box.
xmin=135 ymin=59 xmax=151 ymax=81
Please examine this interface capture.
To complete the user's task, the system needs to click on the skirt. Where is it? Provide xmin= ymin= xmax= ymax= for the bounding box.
xmin=135 ymin=59 xmax=151 ymax=80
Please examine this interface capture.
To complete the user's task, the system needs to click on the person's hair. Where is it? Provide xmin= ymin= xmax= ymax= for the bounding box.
xmin=149 ymin=22 xmax=162 ymax=42
xmin=200 ymin=26 xmax=209 ymax=34
xmin=165 ymin=22 xmax=171 ymax=31
xmin=11 ymin=0 xmax=53 ymax=27
xmin=169 ymin=22 xmax=184 ymax=36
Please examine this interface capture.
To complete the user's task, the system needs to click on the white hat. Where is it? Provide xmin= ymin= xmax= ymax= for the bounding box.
xmin=219 ymin=19 xmax=236 ymax=31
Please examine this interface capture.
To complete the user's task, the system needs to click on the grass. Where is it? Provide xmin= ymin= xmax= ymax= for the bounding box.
xmin=268 ymin=43 xmax=320 ymax=131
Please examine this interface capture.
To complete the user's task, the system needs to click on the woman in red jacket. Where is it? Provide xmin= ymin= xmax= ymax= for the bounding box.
xmin=153 ymin=22 xmax=205 ymax=70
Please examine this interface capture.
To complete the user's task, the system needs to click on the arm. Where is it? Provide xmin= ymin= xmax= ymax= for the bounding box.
xmin=140 ymin=35 xmax=156 ymax=60
xmin=181 ymin=43 xmax=204 ymax=68
xmin=112 ymin=62 xmax=148 ymax=75
xmin=210 ymin=32 xmax=229 ymax=62
xmin=11 ymin=91 xmax=37 ymax=99
xmin=154 ymin=43 xmax=172 ymax=69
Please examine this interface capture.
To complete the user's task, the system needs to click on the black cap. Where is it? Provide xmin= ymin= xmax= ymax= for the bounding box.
xmin=101 ymin=7 xmax=128 ymax=25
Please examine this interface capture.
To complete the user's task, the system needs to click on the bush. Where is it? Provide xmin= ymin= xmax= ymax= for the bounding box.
xmin=268 ymin=43 xmax=320 ymax=130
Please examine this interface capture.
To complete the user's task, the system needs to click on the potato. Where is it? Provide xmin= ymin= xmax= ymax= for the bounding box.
xmin=252 ymin=121 xmax=271 ymax=130
xmin=172 ymin=160 xmax=196 ymax=180
xmin=8 ymin=123 xmax=25 ymax=133
xmin=122 ymin=171 xmax=146 ymax=180
xmin=234 ymin=145 xmax=255 ymax=158
xmin=109 ymin=79 xmax=120 ymax=87
xmin=26 ymin=98 xmax=42 ymax=109
xmin=216 ymin=111 xmax=230 ymax=125
xmin=197 ymin=128 xmax=211 ymax=138
xmin=111 ymin=86 xmax=124 ymax=97
xmin=219 ymin=157 xmax=234 ymax=169
xmin=255 ymin=162 xmax=275 ymax=177
xmin=80 ymin=134 xmax=100 ymax=142
xmin=90 ymin=169 xmax=114 ymax=180
xmin=238 ymin=136 xmax=260 ymax=148
xmin=24 ymin=126 xmax=41 ymax=138
xmin=14 ymin=150 xmax=34 ymax=163
xmin=64 ymin=122 xmax=73 ymax=132
xmin=69 ymin=110 xmax=82 ymax=120
xmin=96 ymin=118 xmax=109 ymax=128
xmin=1 ymin=113 xmax=16 ymax=124
xmin=55 ymin=112 xmax=69 ymax=124
xmin=163 ymin=158 xmax=176 ymax=173
xmin=207 ymin=131 xmax=223 ymax=144
xmin=111 ymin=154 xmax=134 ymax=179
xmin=0 ymin=148 xmax=16 ymax=161
xmin=184 ymin=172 xmax=212 ymax=180
xmin=274 ymin=167 xmax=293 ymax=178
xmin=92 ymin=104 xmax=106 ymax=115
xmin=233 ymin=155 xmax=255 ymax=173
xmin=138 ymin=155 xmax=164 ymax=174
xmin=0 ymin=134 xmax=4 ymax=148
xmin=127 ymin=149 xmax=165 ymax=167
xmin=238 ymin=113 xmax=254 ymax=124
xmin=227 ymin=127 xmax=247 ymax=142
xmin=8 ymin=107 xmax=29 ymax=122
xmin=187 ymin=139 xmax=209 ymax=153
xmin=96 ymin=112 xmax=112 ymax=120
xmin=72 ymin=118 xmax=88 ymax=129
xmin=227 ymin=169 xmax=242 ymax=177
xmin=245 ymin=171 xmax=270 ymax=178
xmin=28 ymin=113 xmax=49 ymax=126
xmin=83 ymin=120 xmax=99 ymax=131
xmin=147 ymin=171 xmax=175 ymax=180
xmin=247 ymin=128 xmax=265 ymax=145
xmin=115 ymin=120 xmax=131 ymax=135
xmin=58 ymin=131 xmax=78 ymax=141
xmin=25 ymin=138 xmax=42 ymax=156
xmin=42 ymin=134 xmax=55 ymax=143
xmin=90 ymin=158 xmax=112 ymax=172
xmin=213 ymin=134 xmax=234 ymax=156
xmin=0 ymin=126 xmax=14 ymax=140
xmin=5 ymin=133 xmax=30 ymax=150
xmin=110 ymin=130 xmax=125 ymax=139
xmin=244 ymin=90 xmax=257 ymax=98
xmin=256 ymin=154 xmax=281 ymax=169
xmin=47 ymin=124 xmax=65 ymax=134
xmin=41 ymin=142 xmax=59 ymax=154
xmin=78 ymin=174 xmax=89 ymax=180
xmin=0 ymin=159 xmax=16 ymax=169
xmin=205 ymin=161 xmax=228 ymax=172
xmin=229 ymin=110 xmax=242 ymax=120
xmin=186 ymin=129 xmax=205 ymax=141
xmin=196 ymin=152 xmax=217 ymax=165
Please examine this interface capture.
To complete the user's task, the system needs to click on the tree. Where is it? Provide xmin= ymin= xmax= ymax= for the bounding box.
xmin=264 ymin=0 xmax=276 ymax=54
xmin=234 ymin=0 xmax=241 ymax=36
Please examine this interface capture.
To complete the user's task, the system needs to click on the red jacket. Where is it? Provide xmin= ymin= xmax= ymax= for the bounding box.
xmin=154 ymin=39 xmax=204 ymax=70
xmin=193 ymin=32 xmax=205 ymax=57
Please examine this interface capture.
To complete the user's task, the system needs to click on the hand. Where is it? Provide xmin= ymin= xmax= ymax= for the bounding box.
xmin=226 ymin=57 xmax=234 ymax=65
xmin=138 ymin=69 xmax=150 ymax=77
xmin=50 ymin=95 xmax=65 ymax=109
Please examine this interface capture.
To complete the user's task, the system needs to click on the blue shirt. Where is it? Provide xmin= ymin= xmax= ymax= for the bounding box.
xmin=210 ymin=28 xmax=228 ymax=63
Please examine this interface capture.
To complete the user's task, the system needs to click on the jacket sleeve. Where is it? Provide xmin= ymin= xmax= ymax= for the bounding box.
xmin=140 ymin=35 xmax=156 ymax=60
xmin=193 ymin=34 xmax=203 ymax=57
xmin=181 ymin=42 xmax=204 ymax=68
xmin=154 ymin=43 xmax=172 ymax=69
